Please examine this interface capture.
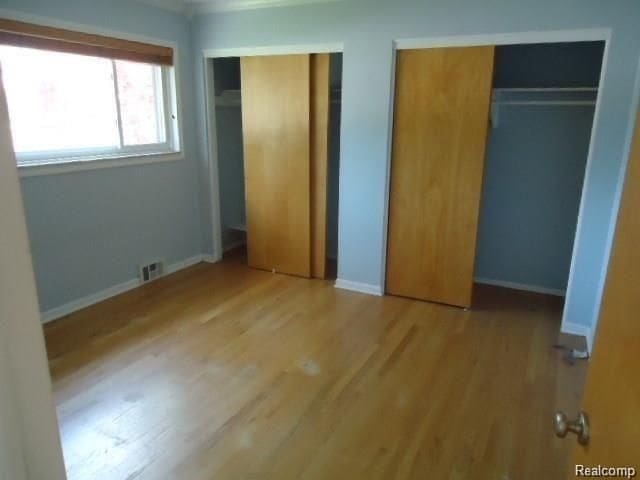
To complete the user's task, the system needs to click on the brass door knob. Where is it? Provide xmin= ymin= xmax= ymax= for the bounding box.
xmin=555 ymin=410 xmax=590 ymax=445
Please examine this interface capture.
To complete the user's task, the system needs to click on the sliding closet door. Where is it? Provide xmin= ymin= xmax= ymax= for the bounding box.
xmin=241 ymin=55 xmax=311 ymax=277
xmin=386 ymin=46 xmax=495 ymax=307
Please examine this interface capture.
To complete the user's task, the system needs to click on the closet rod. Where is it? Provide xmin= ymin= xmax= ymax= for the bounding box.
xmin=495 ymin=87 xmax=597 ymax=91
xmin=494 ymin=100 xmax=596 ymax=106
xmin=491 ymin=87 xmax=597 ymax=108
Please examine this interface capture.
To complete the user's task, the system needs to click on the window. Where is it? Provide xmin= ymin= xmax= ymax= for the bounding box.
xmin=0 ymin=45 xmax=178 ymax=167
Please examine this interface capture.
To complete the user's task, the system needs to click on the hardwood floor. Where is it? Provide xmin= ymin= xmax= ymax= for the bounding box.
xmin=44 ymin=252 xmax=587 ymax=480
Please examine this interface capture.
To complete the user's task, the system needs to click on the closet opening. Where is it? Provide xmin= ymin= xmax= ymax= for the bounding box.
xmin=212 ymin=53 xmax=342 ymax=280
xmin=385 ymin=40 xmax=605 ymax=323
xmin=213 ymin=57 xmax=246 ymax=259
xmin=474 ymin=41 xmax=605 ymax=311
xmin=326 ymin=52 xmax=342 ymax=279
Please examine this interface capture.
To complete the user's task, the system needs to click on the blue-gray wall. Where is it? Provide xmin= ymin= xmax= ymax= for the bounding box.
xmin=214 ymin=57 xmax=241 ymax=94
xmin=474 ymin=43 xmax=601 ymax=293
xmin=213 ymin=58 xmax=247 ymax=250
xmin=1 ymin=0 xmax=201 ymax=313
xmin=476 ymin=105 xmax=595 ymax=292
xmin=327 ymin=98 xmax=341 ymax=259
xmin=327 ymin=53 xmax=342 ymax=259
xmin=216 ymin=104 xmax=247 ymax=248
xmin=191 ymin=0 xmax=640 ymax=343
xmin=494 ymin=41 xmax=605 ymax=88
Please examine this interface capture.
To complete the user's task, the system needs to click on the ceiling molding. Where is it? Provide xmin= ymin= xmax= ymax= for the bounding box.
xmin=136 ymin=0 xmax=341 ymax=16
xmin=136 ymin=0 xmax=189 ymax=14
xmin=193 ymin=0 xmax=341 ymax=14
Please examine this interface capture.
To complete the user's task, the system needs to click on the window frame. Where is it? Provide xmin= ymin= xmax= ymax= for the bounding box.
xmin=0 ymin=11 xmax=185 ymax=178
xmin=7 ymin=53 xmax=181 ymax=170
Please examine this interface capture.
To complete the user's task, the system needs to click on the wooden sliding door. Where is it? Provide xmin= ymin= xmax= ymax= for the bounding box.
xmin=240 ymin=54 xmax=329 ymax=278
xmin=386 ymin=47 xmax=495 ymax=307
xmin=241 ymin=54 xmax=311 ymax=277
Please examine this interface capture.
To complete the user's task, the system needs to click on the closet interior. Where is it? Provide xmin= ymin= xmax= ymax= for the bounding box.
xmin=214 ymin=57 xmax=245 ymax=253
xmin=213 ymin=53 xmax=342 ymax=279
xmin=475 ymin=41 xmax=605 ymax=299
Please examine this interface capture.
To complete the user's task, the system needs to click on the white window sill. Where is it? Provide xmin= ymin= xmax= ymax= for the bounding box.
xmin=18 ymin=151 xmax=184 ymax=178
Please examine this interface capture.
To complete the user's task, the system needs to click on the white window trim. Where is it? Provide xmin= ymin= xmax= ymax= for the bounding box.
xmin=0 ymin=7 xmax=185 ymax=177
xmin=18 ymin=150 xmax=184 ymax=177
xmin=14 ymin=63 xmax=180 ymax=173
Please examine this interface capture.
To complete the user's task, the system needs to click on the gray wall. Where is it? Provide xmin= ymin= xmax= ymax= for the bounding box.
xmin=214 ymin=58 xmax=246 ymax=250
xmin=476 ymin=105 xmax=595 ymax=292
xmin=1 ymin=0 xmax=201 ymax=313
xmin=214 ymin=56 xmax=241 ymax=95
xmin=191 ymin=0 xmax=640 ymax=344
xmin=494 ymin=41 xmax=605 ymax=88
xmin=474 ymin=43 xmax=601 ymax=293
xmin=327 ymin=99 xmax=341 ymax=259
xmin=327 ymin=53 xmax=342 ymax=259
xmin=216 ymin=104 xmax=247 ymax=249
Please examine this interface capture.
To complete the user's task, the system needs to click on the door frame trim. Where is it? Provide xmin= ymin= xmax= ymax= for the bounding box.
xmin=202 ymin=43 xmax=344 ymax=263
xmin=381 ymin=29 xmax=611 ymax=345
xmin=203 ymin=43 xmax=344 ymax=59
xmin=394 ymin=29 xmax=610 ymax=50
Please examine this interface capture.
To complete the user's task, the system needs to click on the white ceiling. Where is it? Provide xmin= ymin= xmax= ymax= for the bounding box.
xmin=136 ymin=0 xmax=341 ymax=16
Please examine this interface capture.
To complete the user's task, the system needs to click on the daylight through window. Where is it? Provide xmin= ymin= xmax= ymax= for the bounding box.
xmin=0 ymin=45 xmax=177 ymax=166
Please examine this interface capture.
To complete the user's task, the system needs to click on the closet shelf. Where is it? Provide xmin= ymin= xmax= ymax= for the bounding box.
xmin=492 ymin=87 xmax=597 ymax=106
xmin=216 ymin=89 xmax=241 ymax=107
xmin=227 ymin=223 xmax=247 ymax=232
xmin=490 ymin=87 xmax=597 ymax=128
xmin=494 ymin=87 xmax=597 ymax=91
xmin=330 ymin=87 xmax=341 ymax=104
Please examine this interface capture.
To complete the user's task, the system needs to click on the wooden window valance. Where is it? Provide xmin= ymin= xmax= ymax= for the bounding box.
xmin=0 ymin=18 xmax=173 ymax=66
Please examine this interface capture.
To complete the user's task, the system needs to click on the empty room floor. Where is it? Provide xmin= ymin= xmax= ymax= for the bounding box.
xmin=44 ymin=251 xmax=587 ymax=480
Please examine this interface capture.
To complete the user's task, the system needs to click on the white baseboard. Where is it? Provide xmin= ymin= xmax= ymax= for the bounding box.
xmin=586 ymin=329 xmax=595 ymax=354
xmin=165 ymin=255 xmax=205 ymax=274
xmin=474 ymin=277 xmax=566 ymax=297
xmin=223 ymin=240 xmax=247 ymax=253
xmin=561 ymin=321 xmax=593 ymax=353
xmin=41 ymin=254 xmax=205 ymax=324
xmin=201 ymin=253 xmax=220 ymax=263
xmin=41 ymin=278 xmax=140 ymax=324
xmin=334 ymin=278 xmax=384 ymax=296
